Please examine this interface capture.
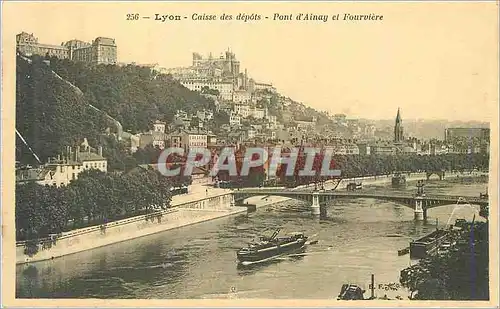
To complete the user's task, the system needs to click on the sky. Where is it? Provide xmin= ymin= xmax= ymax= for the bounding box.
xmin=3 ymin=1 xmax=498 ymax=122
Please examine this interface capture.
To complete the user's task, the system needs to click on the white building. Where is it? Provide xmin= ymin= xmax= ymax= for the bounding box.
xmin=254 ymin=82 xmax=276 ymax=93
xmin=16 ymin=145 xmax=108 ymax=187
xmin=247 ymin=128 xmax=256 ymax=139
xmin=153 ymin=120 xmax=166 ymax=133
xmin=326 ymin=143 xmax=360 ymax=155
xmin=180 ymin=79 xmax=234 ymax=101
xmin=197 ymin=109 xmax=214 ymax=121
xmin=267 ymin=115 xmax=278 ymax=129
xmin=234 ymin=103 xmax=250 ymax=118
xmin=251 ymin=108 xmax=265 ymax=119
xmin=229 ymin=113 xmax=241 ymax=126
xmin=233 ymin=90 xmax=252 ymax=104
xmin=169 ymin=129 xmax=208 ymax=151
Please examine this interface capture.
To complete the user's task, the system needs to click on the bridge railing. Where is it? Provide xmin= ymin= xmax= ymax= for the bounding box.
xmin=234 ymin=189 xmax=486 ymax=202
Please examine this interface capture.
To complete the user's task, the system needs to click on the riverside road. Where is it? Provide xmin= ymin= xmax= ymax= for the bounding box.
xmin=16 ymin=178 xmax=487 ymax=299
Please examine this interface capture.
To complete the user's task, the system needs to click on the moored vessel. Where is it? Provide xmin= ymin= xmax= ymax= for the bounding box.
xmin=409 ymin=228 xmax=450 ymax=259
xmin=236 ymin=229 xmax=308 ymax=264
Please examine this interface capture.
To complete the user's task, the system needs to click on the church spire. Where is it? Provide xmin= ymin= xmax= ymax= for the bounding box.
xmin=396 ymin=107 xmax=402 ymax=123
xmin=394 ymin=108 xmax=404 ymax=143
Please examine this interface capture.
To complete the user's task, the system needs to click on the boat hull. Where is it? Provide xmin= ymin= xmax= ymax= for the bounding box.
xmin=237 ymin=238 xmax=307 ymax=263
xmin=410 ymin=229 xmax=450 ymax=259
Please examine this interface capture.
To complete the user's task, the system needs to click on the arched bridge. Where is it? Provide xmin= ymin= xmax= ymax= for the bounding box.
xmin=232 ymin=188 xmax=488 ymax=220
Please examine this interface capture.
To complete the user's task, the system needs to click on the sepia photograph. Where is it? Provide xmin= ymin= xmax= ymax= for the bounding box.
xmin=1 ymin=1 xmax=498 ymax=307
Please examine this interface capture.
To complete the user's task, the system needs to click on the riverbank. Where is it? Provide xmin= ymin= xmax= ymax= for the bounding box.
xmin=16 ymin=187 xmax=247 ymax=265
xmin=400 ymin=221 xmax=489 ymax=300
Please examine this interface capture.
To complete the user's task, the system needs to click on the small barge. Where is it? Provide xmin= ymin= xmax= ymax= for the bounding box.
xmin=410 ymin=229 xmax=450 ymax=259
xmin=236 ymin=229 xmax=308 ymax=265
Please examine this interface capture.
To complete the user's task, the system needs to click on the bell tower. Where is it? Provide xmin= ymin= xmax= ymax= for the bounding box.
xmin=394 ymin=108 xmax=404 ymax=143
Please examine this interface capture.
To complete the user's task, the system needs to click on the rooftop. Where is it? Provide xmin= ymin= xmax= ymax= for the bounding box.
xmin=16 ymin=168 xmax=48 ymax=182
xmin=77 ymin=151 xmax=106 ymax=162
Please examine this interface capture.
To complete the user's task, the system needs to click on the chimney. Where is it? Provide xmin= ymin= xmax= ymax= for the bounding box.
xmin=75 ymin=146 xmax=80 ymax=162
xmin=98 ymin=146 xmax=103 ymax=157
xmin=57 ymin=154 xmax=61 ymax=161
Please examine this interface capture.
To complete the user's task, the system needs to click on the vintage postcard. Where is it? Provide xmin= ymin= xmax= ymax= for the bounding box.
xmin=1 ymin=1 xmax=499 ymax=307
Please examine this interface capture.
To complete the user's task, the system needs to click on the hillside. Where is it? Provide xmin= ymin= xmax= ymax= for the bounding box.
xmin=16 ymin=55 xmax=216 ymax=164
xmin=264 ymin=91 xmax=331 ymax=125
xmin=16 ymin=55 xmax=108 ymax=163
xmin=46 ymin=56 xmax=215 ymax=133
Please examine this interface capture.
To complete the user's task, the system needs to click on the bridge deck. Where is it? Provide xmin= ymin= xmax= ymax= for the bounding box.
xmin=233 ymin=189 xmax=488 ymax=205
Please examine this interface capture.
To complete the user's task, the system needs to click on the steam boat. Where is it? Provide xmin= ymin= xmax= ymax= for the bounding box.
xmin=237 ymin=229 xmax=308 ymax=263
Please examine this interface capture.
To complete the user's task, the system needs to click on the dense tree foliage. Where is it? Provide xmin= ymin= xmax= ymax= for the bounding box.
xmin=16 ymin=55 xmax=108 ymax=164
xmin=171 ymin=150 xmax=489 ymax=188
xmin=99 ymin=135 xmax=138 ymax=171
xmin=16 ymin=55 xmax=215 ymax=166
xmin=275 ymin=152 xmax=488 ymax=187
xmin=46 ymin=56 xmax=214 ymax=132
xmin=201 ymin=86 xmax=220 ymax=96
xmin=400 ymin=222 xmax=489 ymax=300
xmin=16 ymin=169 xmax=174 ymax=242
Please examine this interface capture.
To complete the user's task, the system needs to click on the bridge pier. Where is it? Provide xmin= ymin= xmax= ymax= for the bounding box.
xmin=311 ymin=191 xmax=320 ymax=216
xmin=414 ymin=197 xmax=425 ymax=221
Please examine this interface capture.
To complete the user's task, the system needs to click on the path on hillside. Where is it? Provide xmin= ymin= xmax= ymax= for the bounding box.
xmin=18 ymin=53 xmax=125 ymax=140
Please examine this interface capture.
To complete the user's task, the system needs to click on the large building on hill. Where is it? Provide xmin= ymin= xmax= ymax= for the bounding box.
xmin=16 ymin=32 xmax=117 ymax=64
xmin=192 ymin=50 xmax=241 ymax=77
xmin=162 ymin=50 xmax=275 ymax=102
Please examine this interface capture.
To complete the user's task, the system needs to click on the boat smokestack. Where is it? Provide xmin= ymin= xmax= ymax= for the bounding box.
xmin=370 ymin=274 xmax=375 ymax=299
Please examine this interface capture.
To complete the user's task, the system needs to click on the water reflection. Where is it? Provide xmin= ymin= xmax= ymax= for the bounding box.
xmin=16 ymin=181 xmax=486 ymax=299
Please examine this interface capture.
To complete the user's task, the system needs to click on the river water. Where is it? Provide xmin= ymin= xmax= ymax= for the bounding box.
xmin=16 ymin=178 xmax=487 ymax=299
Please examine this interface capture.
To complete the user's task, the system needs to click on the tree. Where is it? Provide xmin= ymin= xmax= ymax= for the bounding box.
xmin=16 ymin=54 xmax=214 ymax=169
xmin=400 ymin=222 xmax=489 ymax=300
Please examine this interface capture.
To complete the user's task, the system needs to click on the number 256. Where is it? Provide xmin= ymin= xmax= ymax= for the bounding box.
xmin=127 ymin=14 xmax=139 ymax=20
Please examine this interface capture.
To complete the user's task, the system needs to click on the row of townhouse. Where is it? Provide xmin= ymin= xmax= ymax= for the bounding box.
xmin=16 ymin=141 xmax=108 ymax=188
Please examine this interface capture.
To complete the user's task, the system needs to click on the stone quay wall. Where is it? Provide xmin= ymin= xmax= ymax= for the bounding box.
xmin=16 ymin=191 xmax=246 ymax=265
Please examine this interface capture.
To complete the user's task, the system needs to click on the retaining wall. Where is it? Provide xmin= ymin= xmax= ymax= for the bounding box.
xmin=16 ymin=192 xmax=246 ymax=264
